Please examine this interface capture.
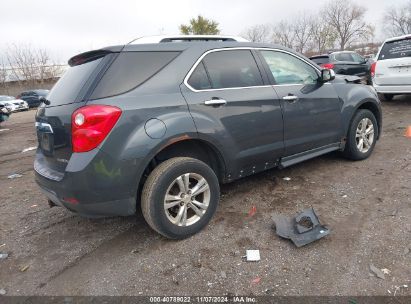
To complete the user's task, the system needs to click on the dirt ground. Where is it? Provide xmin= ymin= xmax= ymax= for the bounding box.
xmin=0 ymin=98 xmax=410 ymax=297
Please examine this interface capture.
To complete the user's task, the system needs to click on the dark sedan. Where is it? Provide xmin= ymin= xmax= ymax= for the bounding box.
xmin=310 ymin=51 xmax=372 ymax=84
xmin=17 ymin=89 xmax=50 ymax=108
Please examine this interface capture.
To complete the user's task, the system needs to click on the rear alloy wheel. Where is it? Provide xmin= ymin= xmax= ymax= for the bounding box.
xmin=343 ymin=109 xmax=378 ymax=160
xmin=141 ymin=157 xmax=219 ymax=239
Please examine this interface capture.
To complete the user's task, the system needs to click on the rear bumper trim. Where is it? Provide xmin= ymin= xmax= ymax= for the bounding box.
xmin=373 ymin=84 xmax=411 ymax=94
xmin=34 ymin=156 xmax=64 ymax=181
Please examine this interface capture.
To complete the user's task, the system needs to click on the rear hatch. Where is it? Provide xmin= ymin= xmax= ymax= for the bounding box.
xmin=35 ymin=50 xmax=114 ymax=178
xmin=374 ymin=37 xmax=411 ymax=86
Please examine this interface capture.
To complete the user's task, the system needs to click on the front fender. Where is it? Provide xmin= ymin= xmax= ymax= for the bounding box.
xmin=332 ymin=83 xmax=381 ymax=138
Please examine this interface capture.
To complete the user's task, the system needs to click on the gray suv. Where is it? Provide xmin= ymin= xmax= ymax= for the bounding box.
xmin=35 ymin=36 xmax=382 ymax=239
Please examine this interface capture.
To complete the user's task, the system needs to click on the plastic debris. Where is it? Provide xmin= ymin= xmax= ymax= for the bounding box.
xmin=370 ymin=264 xmax=385 ymax=279
xmin=0 ymin=244 xmax=5 ymax=248
xmin=7 ymin=173 xmax=23 ymax=179
xmin=0 ymin=129 xmax=10 ymax=132
xmin=251 ymin=277 xmax=261 ymax=284
xmin=272 ymin=207 xmax=330 ymax=247
xmin=22 ymin=146 xmax=37 ymax=153
xmin=342 ymin=195 xmax=348 ymax=198
xmin=283 ymin=177 xmax=291 ymax=181
xmin=20 ymin=265 xmax=30 ymax=272
xmin=0 ymin=289 xmax=6 ymax=295
xmin=381 ymin=268 xmax=391 ymax=275
xmin=0 ymin=253 xmax=8 ymax=260
xmin=245 ymin=250 xmax=260 ymax=262
xmin=30 ymin=204 xmax=38 ymax=208
xmin=247 ymin=206 xmax=257 ymax=217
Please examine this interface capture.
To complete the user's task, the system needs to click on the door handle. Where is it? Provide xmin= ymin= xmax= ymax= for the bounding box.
xmin=204 ymin=99 xmax=227 ymax=106
xmin=282 ymin=95 xmax=299 ymax=102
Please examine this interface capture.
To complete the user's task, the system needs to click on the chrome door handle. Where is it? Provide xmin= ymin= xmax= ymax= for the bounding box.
xmin=282 ymin=95 xmax=299 ymax=102
xmin=204 ymin=99 xmax=227 ymax=106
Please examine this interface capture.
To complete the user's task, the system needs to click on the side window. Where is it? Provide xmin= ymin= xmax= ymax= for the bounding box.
xmin=260 ymin=51 xmax=319 ymax=85
xmin=201 ymin=50 xmax=263 ymax=89
xmin=187 ymin=62 xmax=212 ymax=90
xmin=351 ymin=53 xmax=365 ymax=63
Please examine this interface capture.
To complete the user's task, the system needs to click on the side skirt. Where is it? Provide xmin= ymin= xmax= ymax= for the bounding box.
xmin=279 ymin=143 xmax=342 ymax=169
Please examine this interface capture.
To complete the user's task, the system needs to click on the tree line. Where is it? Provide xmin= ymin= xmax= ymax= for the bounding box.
xmin=180 ymin=0 xmax=411 ymax=55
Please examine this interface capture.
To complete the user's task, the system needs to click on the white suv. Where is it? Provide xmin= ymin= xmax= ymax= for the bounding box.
xmin=372 ymin=34 xmax=411 ymax=101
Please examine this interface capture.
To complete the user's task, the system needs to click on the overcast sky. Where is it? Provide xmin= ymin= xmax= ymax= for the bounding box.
xmin=0 ymin=0 xmax=405 ymax=63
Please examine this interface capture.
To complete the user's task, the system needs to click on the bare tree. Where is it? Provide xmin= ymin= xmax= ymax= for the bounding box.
xmin=293 ymin=14 xmax=313 ymax=53
xmin=0 ymin=60 xmax=9 ymax=94
xmin=383 ymin=1 xmax=411 ymax=36
xmin=310 ymin=17 xmax=337 ymax=53
xmin=5 ymin=44 xmax=62 ymax=86
xmin=241 ymin=24 xmax=272 ymax=43
xmin=322 ymin=0 xmax=373 ymax=50
xmin=272 ymin=21 xmax=295 ymax=49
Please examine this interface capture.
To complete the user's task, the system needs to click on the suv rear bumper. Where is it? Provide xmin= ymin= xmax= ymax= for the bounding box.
xmin=373 ymin=84 xmax=411 ymax=94
xmin=34 ymin=150 xmax=142 ymax=217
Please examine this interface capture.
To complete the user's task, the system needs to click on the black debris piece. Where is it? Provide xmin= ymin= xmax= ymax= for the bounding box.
xmin=272 ymin=207 xmax=330 ymax=247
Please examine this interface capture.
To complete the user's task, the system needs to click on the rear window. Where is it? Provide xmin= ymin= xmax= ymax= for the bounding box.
xmin=331 ymin=53 xmax=355 ymax=62
xmin=310 ymin=57 xmax=329 ymax=65
xmin=378 ymin=38 xmax=411 ymax=60
xmin=47 ymin=57 xmax=103 ymax=106
xmin=90 ymin=51 xmax=180 ymax=99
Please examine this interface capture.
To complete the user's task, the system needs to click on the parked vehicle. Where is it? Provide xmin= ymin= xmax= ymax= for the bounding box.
xmin=310 ymin=51 xmax=372 ymax=84
xmin=0 ymin=96 xmax=29 ymax=112
xmin=34 ymin=36 xmax=382 ymax=239
xmin=17 ymin=89 xmax=50 ymax=108
xmin=372 ymin=34 xmax=411 ymax=101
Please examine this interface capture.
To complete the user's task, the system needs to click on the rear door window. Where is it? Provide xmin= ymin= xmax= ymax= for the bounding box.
xmin=331 ymin=53 xmax=355 ymax=62
xmin=201 ymin=50 xmax=263 ymax=89
xmin=378 ymin=38 xmax=411 ymax=60
xmin=91 ymin=51 xmax=180 ymax=99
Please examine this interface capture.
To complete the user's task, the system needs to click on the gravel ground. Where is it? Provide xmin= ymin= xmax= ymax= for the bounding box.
xmin=0 ymin=98 xmax=410 ymax=296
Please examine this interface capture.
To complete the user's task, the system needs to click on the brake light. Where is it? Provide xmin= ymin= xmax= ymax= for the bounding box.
xmin=321 ymin=63 xmax=335 ymax=69
xmin=370 ymin=62 xmax=377 ymax=77
xmin=71 ymin=105 xmax=121 ymax=153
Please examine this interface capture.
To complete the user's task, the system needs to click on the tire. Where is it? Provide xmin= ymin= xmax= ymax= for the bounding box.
xmin=141 ymin=157 xmax=220 ymax=239
xmin=378 ymin=93 xmax=394 ymax=101
xmin=343 ymin=109 xmax=378 ymax=160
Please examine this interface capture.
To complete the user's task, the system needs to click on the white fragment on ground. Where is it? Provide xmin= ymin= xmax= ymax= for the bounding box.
xmin=342 ymin=195 xmax=348 ymax=198
xmin=21 ymin=146 xmax=37 ymax=153
xmin=370 ymin=264 xmax=386 ymax=279
xmin=283 ymin=177 xmax=291 ymax=181
xmin=0 ymin=288 xmax=5 ymax=295
xmin=0 ymin=253 xmax=8 ymax=260
xmin=0 ymin=129 xmax=10 ymax=132
xmin=7 ymin=173 xmax=23 ymax=179
xmin=245 ymin=250 xmax=261 ymax=262
xmin=381 ymin=268 xmax=391 ymax=275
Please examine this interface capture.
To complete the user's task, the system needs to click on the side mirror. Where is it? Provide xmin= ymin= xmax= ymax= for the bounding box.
xmin=321 ymin=69 xmax=335 ymax=82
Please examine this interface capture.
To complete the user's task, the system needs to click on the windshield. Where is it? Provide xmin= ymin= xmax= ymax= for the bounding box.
xmin=378 ymin=38 xmax=411 ymax=60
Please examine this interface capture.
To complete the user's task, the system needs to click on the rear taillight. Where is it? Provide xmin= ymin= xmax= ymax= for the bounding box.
xmin=370 ymin=62 xmax=377 ymax=78
xmin=71 ymin=105 xmax=121 ymax=153
xmin=321 ymin=63 xmax=335 ymax=69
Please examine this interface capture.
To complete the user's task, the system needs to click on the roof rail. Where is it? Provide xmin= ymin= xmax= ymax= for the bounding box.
xmin=128 ymin=35 xmax=249 ymax=44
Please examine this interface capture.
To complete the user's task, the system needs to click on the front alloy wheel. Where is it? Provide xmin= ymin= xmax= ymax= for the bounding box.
xmin=343 ymin=109 xmax=378 ymax=160
xmin=355 ymin=118 xmax=375 ymax=153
